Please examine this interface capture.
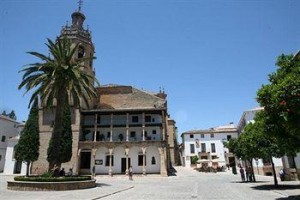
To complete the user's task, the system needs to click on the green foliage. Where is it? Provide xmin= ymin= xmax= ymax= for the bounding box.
xmin=1 ymin=110 xmax=17 ymax=120
xmin=257 ymin=53 xmax=300 ymax=151
xmin=41 ymin=171 xmax=53 ymax=178
xmin=14 ymin=176 xmax=91 ymax=182
xmin=226 ymin=111 xmax=286 ymax=161
xmin=18 ymin=37 xmax=99 ymax=168
xmin=14 ymin=98 xmax=39 ymax=176
xmin=48 ymin=103 xmax=72 ymax=164
xmin=191 ymin=155 xmax=198 ymax=165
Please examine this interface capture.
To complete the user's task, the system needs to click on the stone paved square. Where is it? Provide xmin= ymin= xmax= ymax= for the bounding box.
xmin=1 ymin=167 xmax=299 ymax=200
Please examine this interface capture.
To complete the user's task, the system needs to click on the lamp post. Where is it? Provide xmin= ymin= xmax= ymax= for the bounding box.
xmin=255 ymin=159 xmax=259 ymax=175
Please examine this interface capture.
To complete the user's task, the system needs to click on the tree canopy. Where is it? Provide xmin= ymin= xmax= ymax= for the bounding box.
xmin=257 ymin=53 xmax=300 ymax=151
xmin=14 ymin=98 xmax=39 ymax=176
xmin=18 ymin=37 xmax=99 ymax=168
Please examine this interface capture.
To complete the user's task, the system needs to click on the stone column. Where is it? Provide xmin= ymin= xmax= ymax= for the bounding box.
xmin=142 ymin=147 xmax=147 ymax=175
xmin=162 ymin=111 xmax=166 ymax=141
xmin=158 ymin=147 xmax=168 ymax=176
xmin=126 ymin=113 xmax=129 ymax=142
xmin=110 ymin=114 xmax=113 ymax=142
xmin=91 ymin=149 xmax=96 ymax=177
xmin=125 ymin=148 xmax=130 ymax=175
xmin=94 ymin=113 xmax=98 ymax=142
xmin=142 ymin=112 xmax=145 ymax=141
xmin=77 ymin=149 xmax=82 ymax=175
xmin=108 ymin=148 xmax=113 ymax=176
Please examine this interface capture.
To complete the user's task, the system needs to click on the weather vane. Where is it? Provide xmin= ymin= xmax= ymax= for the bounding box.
xmin=78 ymin=0 xmax=83 ymax=12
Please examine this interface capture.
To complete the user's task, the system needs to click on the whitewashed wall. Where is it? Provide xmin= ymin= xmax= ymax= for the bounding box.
xmin=94 ymin=146 xmax=160 ymax=174
xmin=183 ymin=132 xmax=238 ymax=167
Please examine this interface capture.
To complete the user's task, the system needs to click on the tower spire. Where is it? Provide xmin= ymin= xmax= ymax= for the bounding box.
xmin=78 ymin=0 xmax=83 ymax=12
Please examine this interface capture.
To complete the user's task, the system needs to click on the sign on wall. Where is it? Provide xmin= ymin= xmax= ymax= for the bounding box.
xmin=95 ymin=160 xmax=103 ymax=165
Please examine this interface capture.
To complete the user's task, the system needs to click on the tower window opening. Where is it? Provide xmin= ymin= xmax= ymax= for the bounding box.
xmin=78 ymin=46 xmax=85 ymax=58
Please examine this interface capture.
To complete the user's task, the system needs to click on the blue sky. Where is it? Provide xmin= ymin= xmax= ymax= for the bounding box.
xmin=0 ymin=0 xmax=299 ymax=139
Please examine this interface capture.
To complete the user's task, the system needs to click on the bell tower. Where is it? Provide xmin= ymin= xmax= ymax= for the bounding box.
xmin=59 ymin=0 xmax=95 ymax=78
xmin=33 ymin=2 xmax=97 ymax=175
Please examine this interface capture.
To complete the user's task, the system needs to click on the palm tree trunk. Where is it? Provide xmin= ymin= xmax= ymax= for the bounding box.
xmin=271 ymin=157 xmax=278 ymax=187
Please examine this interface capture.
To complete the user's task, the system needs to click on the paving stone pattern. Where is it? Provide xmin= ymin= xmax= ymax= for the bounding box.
xmin=1 ymin=167 xmax=299 ymax=200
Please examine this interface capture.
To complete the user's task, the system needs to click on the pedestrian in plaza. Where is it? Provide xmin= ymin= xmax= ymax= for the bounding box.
xmin=279 ymin=168 xmax=285 ymax=181
xmin=129 ymin=166 xmax=133 ymax=180
xmin=240 ymin=167 xmax=245 ymax=182
xmin=246 ymin=166 xmax=252 ymax=182
xmin=59 ymin=168 xmax=65 ymax=176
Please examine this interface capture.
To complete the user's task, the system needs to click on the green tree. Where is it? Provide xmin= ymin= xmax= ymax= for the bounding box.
xmin=14 ymin=98 xmax=39 ymax=177
xmin=48 ymin=103 xmax=73 ymax=164
xmin=8 ymin=110 xmax=17 ymax=120
xmin=257 ymin=53 xmax=300 ymax=149
xmin=18 ymin=38 xmax=99 ymax=169
xmin=225 ymin=111 xmax=286 ymax=186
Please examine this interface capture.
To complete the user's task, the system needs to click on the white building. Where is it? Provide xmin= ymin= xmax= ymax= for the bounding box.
xmin=238 ymin=107 xmax=300 ymax=180
xmin=0 ymin=115 xmax=24 ymax=172
xmin=3 ymin=129 xmax=26 ymax=175
xmin=181 ymin=123 xmax=238 ymax=169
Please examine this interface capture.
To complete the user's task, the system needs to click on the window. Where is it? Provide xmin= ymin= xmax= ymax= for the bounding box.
xmin=210 ymin=134 xmax=214 ymax=138
xmin=201 ymin=134 xmax=204 ymax=138
xmin=105 ymin=155 xmax=114 ymax=166
xmin=201 ymin=143 xmax=206 ymax=153
xmin=1 ymin=136 xmax=6 ymax=142
xmin=190 ymin=134 xmax=194 ymax=138
xmin=152 ymin=130 xmax=156 ymax=134
xmin=152 ymin=118 xmax=155 ymax=122
xmin=151 ymin=156 xmax=156 ymax=165
xmin=145 ymin=116 xmax=151 ymax=122
xmin=107 ymin=132 xmax=111 ymax=139
xmin=190 ymin=144 xmax=195 ymax=154
xmin=211 ymin=143 xmax=216 ymax=153
xmin=287 ymin=156 xmax=296 ymax=168
xmin=97 ymin=115 xmax=101 ymax=124
xmin=130 ymin=131 xmax=136 ymax=138
xmin=132 ymin=116 xmax=139 ymax=123
xmin=227 ymin=135 xmax=232 ymax=140
xmin=138 ymin=155 xmax=146 ymax=166
xmin=78 ymin=46 xmax=85 ymax=58
xmin=262 ymin=158 xmax=271 ymax=166
xmin=195 ymin=139 xmax=199 ymax=148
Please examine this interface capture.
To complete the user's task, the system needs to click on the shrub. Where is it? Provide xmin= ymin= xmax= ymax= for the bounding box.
xmin=41 ymin=171 xmax=53 ymax=178
xmin=14 ymin=176 xmax=91 ymax=182
xmin=191 ymin=155 xmax=198 ymax=164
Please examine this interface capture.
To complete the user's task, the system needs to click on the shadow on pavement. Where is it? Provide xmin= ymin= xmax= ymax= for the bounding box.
xmin=230 ymin=181 xmax=269 ymax=184
xmin=96 ymin=183 xmax=111 ymax=187
xmin=251 ymin=184 xmax=300 ymax=191
xmin=275 ymin=195 xmax=300 ymax=200
xmin=168 ymin=166 xmax=177 ymax=176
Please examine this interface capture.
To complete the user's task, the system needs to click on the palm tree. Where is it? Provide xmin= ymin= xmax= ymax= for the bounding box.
xmin=19 ymin=38 xmax=99 ymax=169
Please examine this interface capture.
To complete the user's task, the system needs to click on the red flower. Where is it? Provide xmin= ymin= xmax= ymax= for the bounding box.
xmin=280 ymin=100 xmax=286 ymax=106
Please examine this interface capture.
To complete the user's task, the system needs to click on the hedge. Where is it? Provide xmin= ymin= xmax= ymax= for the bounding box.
xmin=14 ymin=176 xmax=91 ymax=182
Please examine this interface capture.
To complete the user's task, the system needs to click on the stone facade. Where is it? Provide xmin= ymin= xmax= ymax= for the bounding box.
xmin=31 ymin=9 xmax=176 ymax=176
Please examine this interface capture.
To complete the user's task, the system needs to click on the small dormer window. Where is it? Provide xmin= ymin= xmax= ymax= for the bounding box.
xmin=78 ymin=46 xmax=84 ymax=58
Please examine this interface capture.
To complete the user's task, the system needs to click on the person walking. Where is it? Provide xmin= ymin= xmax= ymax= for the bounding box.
xmin=279 ymin=168 xmax=285 ymax=181
xmin=240 ymin=166 xmax=245 ymax=182
xmin=129 ymin=166 xmax=133 ymax=180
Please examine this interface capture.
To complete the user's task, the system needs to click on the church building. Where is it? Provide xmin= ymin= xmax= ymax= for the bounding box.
xmin=31 ymin=6 xmax=178 ymax=176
